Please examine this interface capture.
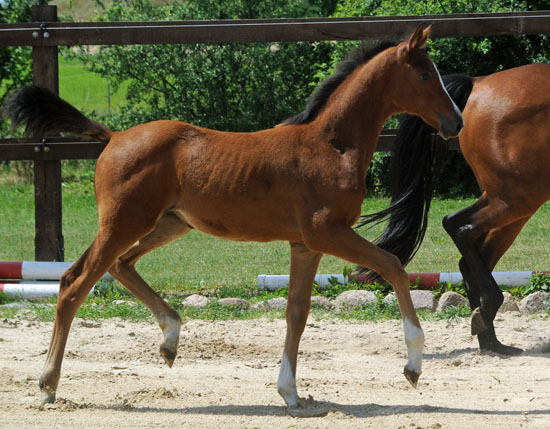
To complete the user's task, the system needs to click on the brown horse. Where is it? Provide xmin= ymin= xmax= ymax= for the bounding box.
xmin=3 ymin=25 xmax=463 ymax=406
xmin=359 ymin=63 xmax=550 ymax=356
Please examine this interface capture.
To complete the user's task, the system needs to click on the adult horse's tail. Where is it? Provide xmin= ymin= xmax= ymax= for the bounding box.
xmin=357 ymin=74 xmax=474 ymax=277
xmin=2 ymin=86 xmax=111 ymax=142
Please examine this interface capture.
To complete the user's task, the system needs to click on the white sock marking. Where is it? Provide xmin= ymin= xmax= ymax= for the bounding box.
xmin=403 ymin=317 xmax=424 ymax=374
xmin=277 ymin=352 xmax=297 ymax=406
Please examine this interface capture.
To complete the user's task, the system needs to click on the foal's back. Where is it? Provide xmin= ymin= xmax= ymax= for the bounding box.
xmin=96 ymin=119 xmax=357 ymax=243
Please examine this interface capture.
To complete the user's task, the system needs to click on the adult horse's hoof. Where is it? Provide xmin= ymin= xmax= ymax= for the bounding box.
xmin=470 ymin=307 xmax=488 ymax=335
xmin=481 ymin=342 xmax=523 ymax=356
xmin=403 ymin=366 xmax=420 ymax=388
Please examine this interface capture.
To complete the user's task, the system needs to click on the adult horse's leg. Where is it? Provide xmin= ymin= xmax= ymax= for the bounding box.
xmin=475 ymin=219 xmax=528 ymax=354
xmin=39 ymin=233 xmax=139 ymax=404
xmin=443 ymin=195 xmax=526 ymax=354
xmin=277 ymin=242 xmax=322 ymax=406
xmin=109 ymin=212 xmax=191 ymax=367
xmin=302 ymin=223 xmax=424 ymax=387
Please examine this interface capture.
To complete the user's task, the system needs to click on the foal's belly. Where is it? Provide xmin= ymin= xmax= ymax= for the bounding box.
xmin=172 ymin=205 xmax=303 ymax=243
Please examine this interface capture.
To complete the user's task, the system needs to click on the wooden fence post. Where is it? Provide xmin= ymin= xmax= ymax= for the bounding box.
xmin=31 ymin=4 xmax=64 ymax=262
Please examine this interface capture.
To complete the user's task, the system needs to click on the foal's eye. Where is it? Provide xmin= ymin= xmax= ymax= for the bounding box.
xmin=420 ymin=72 xmax=431 ymax=81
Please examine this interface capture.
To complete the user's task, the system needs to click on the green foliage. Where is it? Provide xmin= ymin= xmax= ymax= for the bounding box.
xmin=0 ymin=0 xmax=43 ymax=136
xmin=69 ymin=0 xmax=337 ymax=132
xmin=338 ymin=301 xmax=402 ymax=320
xmin=432 ymin=281 xmax=468 ymax=299
xmin=513 ymin=273 xmax=550 ymax=297
xmin=434 ymin=304 xmax=471 ymax=321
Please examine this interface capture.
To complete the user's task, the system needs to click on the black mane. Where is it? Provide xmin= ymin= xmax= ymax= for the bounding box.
xmin=283 ymin=40 xmax=398 ymax=125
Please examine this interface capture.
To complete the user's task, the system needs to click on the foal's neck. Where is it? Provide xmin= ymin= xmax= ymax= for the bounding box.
xmin=316 ymin=49 xmax=399 ymax=167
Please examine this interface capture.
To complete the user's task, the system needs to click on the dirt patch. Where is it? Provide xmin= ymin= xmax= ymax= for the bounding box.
xmin=1 ymin=313 xmax=550 ymax=428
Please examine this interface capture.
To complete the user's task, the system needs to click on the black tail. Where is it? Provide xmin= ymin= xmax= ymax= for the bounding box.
xmin=357 ymin=74 xmax=474 ymax=277
xmin=2 ymin=86 xmax=111 ymax=142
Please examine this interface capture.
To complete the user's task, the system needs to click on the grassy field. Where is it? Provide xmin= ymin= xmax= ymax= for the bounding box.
xmin=58 ymin=56 xmax=128 ymax=114
xmin=1 ymin=179 xmax=549 ymax=296
xmin=2 ymin=39 xmax=549 ymax=298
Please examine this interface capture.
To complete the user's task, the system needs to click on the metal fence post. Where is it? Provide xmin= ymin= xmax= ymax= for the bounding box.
xmin=31 ymin=4 xmax=64 ymax=262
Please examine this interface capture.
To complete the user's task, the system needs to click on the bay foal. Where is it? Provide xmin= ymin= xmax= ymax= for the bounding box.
xmin=4 ymin=24 xmax=462 ymax=406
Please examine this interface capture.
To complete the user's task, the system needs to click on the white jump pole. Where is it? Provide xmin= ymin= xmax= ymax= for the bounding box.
xmin=0 ymin=281 xmax=95 ymax=300
xmin=257 ymin=271 xmax=549 ymax=291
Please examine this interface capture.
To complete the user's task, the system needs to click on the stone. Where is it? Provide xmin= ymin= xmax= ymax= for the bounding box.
xmin=182 ymin=294 xmax=209 ymax=308
xmin=310 ymin=296 xmax=334 ymax=310
xmin=113 ymin=300 xmax=137 ymax=307
xmin=519 ymin=292 xmax=550 ymax=314
xmin=0 ymin=302 xmax=30 ymax=310
xmin=383 ymin=293 xmax=396 ymax=306
xmin=252 ymin=297 xmax=287 ymax=311
xmin=410 ymin=290 xmax=437 ymax=312
xmin=334 ymin=290 xmax=377 ymax=311
xmin=437 ymin=292 xmax=468 ymax=312
xmin=498 ymin=292 xmax=519 ymax=313
xmin=217 ymin=298 xmax=249 ymax=309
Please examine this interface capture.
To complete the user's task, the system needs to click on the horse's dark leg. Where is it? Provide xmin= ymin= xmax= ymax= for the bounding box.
xmin=442 ymin=193 xmax=523 ymax=355
xmin=109 ymin=212 xmax=191 ymax=367
xmin=278 ymin=242 xmax=322 ymax=406
xmin=458 ymin=257 xmax=480 ymax=311
xmin=476 ymin=220 xmax=529 ymax=354
xmin=458 ymin=256 xmax=522 ymax=355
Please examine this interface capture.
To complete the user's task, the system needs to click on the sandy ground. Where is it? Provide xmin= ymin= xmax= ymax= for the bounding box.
xmin=1 ymin=312 xmax=550 ymax=428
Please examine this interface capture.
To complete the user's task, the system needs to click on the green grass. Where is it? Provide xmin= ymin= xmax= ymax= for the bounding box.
xmin=58 ymin=56 xmax=128 ymax=115
xmin=1 ymin=180 xmax=550 ymax=297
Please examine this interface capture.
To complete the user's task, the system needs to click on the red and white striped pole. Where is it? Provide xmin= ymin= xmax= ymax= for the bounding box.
xmin=0 ymin=261 xmax=111 ymax=281
xmin=257 ymin=271 xmax=549 ymax=291
xmin=0 ymin=261 xmax=112 ymax=300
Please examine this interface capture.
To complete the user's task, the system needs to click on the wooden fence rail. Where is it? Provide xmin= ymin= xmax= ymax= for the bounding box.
xmin=1 ymin=5 xmax=549 ymax=261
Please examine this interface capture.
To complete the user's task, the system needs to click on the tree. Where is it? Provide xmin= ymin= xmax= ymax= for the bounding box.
xmin=0 ymin=0 xmax=41 ymax=136
xmin=71 ymin=0 xmax=338 ymax=132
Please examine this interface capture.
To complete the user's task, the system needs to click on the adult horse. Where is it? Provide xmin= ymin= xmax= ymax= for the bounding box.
xmin=359 ymin=63 xmax=550 ymax=356
xmin=3 ymin=25 xmax=463 ymax=406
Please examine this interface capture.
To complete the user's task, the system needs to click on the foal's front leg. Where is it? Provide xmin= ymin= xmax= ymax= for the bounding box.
xmin=303 ymin=222 xmax=424 ymax=387
xmin=277 ymin=242 xmax=322 ymax=406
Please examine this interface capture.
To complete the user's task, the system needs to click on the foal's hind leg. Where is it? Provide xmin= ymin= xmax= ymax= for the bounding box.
xmin=277 ymin=242 xmax=322 ymax=406
xmin=40 ymin=233 xmax=140 ymax=404
xmin=443 ymin=194 xmax=526 ymax=354
xmin=109 ymin=212 xmax=191 ymax=367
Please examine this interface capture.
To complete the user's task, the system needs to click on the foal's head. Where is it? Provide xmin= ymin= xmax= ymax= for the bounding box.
xmin=390 ymin=24 xmax=463 ymax=139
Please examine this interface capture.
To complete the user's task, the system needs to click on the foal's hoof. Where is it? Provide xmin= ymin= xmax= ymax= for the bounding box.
xmin=160 ymin=347 xmax=176 ymax=368
xmin=40 ymin=389 xmax=56 ymax=405
xmin=471 ymin=307 xmax=488 ymax=335
xmin=403 ymin=367 xmax=421 ymax=388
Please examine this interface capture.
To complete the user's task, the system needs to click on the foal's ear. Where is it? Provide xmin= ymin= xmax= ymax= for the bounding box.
xmin=405 ymin=23 xmax=432 ymax=51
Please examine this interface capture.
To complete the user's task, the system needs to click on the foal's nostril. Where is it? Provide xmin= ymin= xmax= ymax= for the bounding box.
xmin=456 ymin=121 xmax=464 ymax=134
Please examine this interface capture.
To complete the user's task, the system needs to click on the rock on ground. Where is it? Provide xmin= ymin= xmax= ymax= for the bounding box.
xmin=182 ymin=294 xmax=209 ymax=308
xmin=334 ymin=290 xmax=377 ymax=311
xmin=519 ymin=291 xmax=550 ymax=314
xmin=437 ymin=292 xmax=468 ymax=312
xmin=410 ymin=290 xmax=437 ymax=312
